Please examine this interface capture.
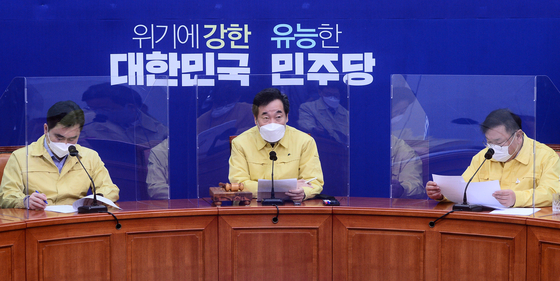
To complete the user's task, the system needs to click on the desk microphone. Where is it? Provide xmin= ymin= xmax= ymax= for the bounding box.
xmin=262 ymin=151 xmax=284 ymax=206
xmin=452 ymin=148 xmax=494 ymax=212
xmin=69 ymin=145 xmax=108 ymax=213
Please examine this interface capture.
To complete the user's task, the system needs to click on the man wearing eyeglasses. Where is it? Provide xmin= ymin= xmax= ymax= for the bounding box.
xmin=426 ymin=109 xmax=560 ymax=207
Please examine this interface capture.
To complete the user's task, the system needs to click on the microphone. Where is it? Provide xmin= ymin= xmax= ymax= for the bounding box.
xmin=452 ymin=148 xmax=494 ymax=212
xmin=68 ymin=145 xmax=108 ymax=213
xmin=262 ymin=151 xmax=284 ymax=206
xmin=484 ymin=148 xmax=495 ymax=160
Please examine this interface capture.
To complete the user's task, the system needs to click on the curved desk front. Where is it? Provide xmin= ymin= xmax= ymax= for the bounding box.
xmin=0 ymin=198 xmax=557 ymax=281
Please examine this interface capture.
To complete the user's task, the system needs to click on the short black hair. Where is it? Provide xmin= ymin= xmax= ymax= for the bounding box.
xmin=46 ymin=100 xmax=85 ymax=131
xmin=82 ymin=82 xmax=142 ymax=107
xmin=481 ymin=108 xmax=522 ymax=134
xmin=318 ymin=82 xmax=346 ymax=94
xmin=252 ymin=88 xmax=290 ymax=117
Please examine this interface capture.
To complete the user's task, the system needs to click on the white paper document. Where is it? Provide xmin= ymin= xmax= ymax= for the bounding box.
xmin=45 ymin=205 xmax=78 ymax=213
xmin=432 ymin=174 xmax=504 ymax=209
xmin=73 ymin=195 xmax=122 ymax=210
xmin=44 ymin=195 xmax=121 ymax=213
xmin=257 ymin=178 xmax=297 ymax=201
xmin=490 ymin=208 xmax=541 ymax=216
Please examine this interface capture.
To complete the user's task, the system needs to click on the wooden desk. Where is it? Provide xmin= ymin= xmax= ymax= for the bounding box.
xmin=24 ymin=199 xmax=217 ymax=281
xmin=0 ymin=198 xmax=557 ymax=281
xmin=333 ymin=198 xmax=527 ymax=281
xmin=526 ymin=208 xmax=560 ymax=281
xmin=0 ymin=216 xmax=26 ymax=281
xmin=215 ymin=199 xmax=332 ymax=280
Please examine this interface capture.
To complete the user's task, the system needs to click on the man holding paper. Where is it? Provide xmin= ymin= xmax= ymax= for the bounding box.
xmin=229 ymin=88 xmax=324 ymax=201
xmin=427 ymin=109 xmax=560 ymax=207
xmin=0 ymin=101 xmax=119 ymax=210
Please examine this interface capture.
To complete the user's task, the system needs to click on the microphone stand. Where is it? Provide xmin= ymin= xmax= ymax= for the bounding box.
xmin=69 ymin=146 xmax=108 ymax=213
xmin=452 ymin=148 xmax=494 ymax=212
xmin=262 ymin=151 xmax=284 ymax=206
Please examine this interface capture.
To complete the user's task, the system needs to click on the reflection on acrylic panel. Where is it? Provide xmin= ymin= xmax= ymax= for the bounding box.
xmin=0 ymin=77 xmax=169 ymax=202
xmin=390 ymin=74 xmax=539 ymax=200
xmin=196 ymin=77 xmax=350 ymax=199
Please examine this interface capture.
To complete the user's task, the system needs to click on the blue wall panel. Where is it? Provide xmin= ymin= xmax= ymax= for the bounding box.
xmin=1 ymin=1 xmax=559 ymax=198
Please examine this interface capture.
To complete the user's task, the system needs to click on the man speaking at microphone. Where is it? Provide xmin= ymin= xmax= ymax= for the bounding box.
xmin=0 ymin=101 xmax=119 ymax=210
xmin=427 ymin=109 xmax=560 ymax=207
xmin=229 ymin=88 xmax=324 ymax=201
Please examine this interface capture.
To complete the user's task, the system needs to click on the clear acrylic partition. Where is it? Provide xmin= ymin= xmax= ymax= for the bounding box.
xmin=196 ymin=75 xmax=350 ymax=202
xmin=391 ymin=75 xmax=540 ymax=211
xmin=0 ymin=78 xmax=27 ymax=219
xmin=536 ymin=76 xmax=560 ymax=216
xmin=0 ymin=77 xmax=169 ymax=214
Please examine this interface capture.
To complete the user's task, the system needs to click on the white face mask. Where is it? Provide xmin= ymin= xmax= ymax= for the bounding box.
xmin=488 ymin=134 xmax=518 ymax=162
xmin=259 ymin=123 xmax=286 ymax=143
xmin=322 ymin=96 xmax=340 ymax=109
xmin=47 ymin=133 xmax=72 ymax=158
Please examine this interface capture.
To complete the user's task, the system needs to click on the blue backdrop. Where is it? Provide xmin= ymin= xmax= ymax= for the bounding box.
xmin=1 ymin=1 xmax=560 ymax=199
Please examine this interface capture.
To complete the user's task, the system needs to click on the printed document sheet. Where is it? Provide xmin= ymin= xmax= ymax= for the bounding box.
xmin=257 ymin=178 xmax=297 ymax=201
xmin=432 ymin=174 xmax=504 ymax=209
xmin=45 ymin=195 xmax=121 ymax=213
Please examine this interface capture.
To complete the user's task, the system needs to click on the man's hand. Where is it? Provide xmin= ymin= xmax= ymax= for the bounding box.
xmin=286 ymin=180 xmax=312 ymax=201
xmin=493 ymin=189 xmax=516 ymax=207
xmin=25 ymin=192 xmax=47 ymax=210
xmin=426 ymin=181 xmax=444 ymax=200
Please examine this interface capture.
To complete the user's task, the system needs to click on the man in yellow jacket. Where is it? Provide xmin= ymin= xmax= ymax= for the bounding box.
xmin=426 ymin=109 xmax=560 ymax=207
xmin=0 ymin=101 xmax=119 ymax=210
xmin=229 ymin=88 xmax=324 ymax=201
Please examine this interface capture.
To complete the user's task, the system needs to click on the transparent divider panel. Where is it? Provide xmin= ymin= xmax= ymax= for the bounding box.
xmin=196 ymin=75 xmax=350 ymax=202
xmin=0 ymin=78 xmax=29 ymax=215
xmin=391 ymin=75 xmax=536 ymax=211
xmin=22 ymin=77 xmax=168 ymax=213
xmin=536 ymin=76 xmax=560 ymax=216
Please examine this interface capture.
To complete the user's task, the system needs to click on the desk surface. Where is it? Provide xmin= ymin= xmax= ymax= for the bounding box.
xmin=0 ymin=197 xmax=555 ymax=227
xmin=0 ymin=197 xmax=557 ymax=281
